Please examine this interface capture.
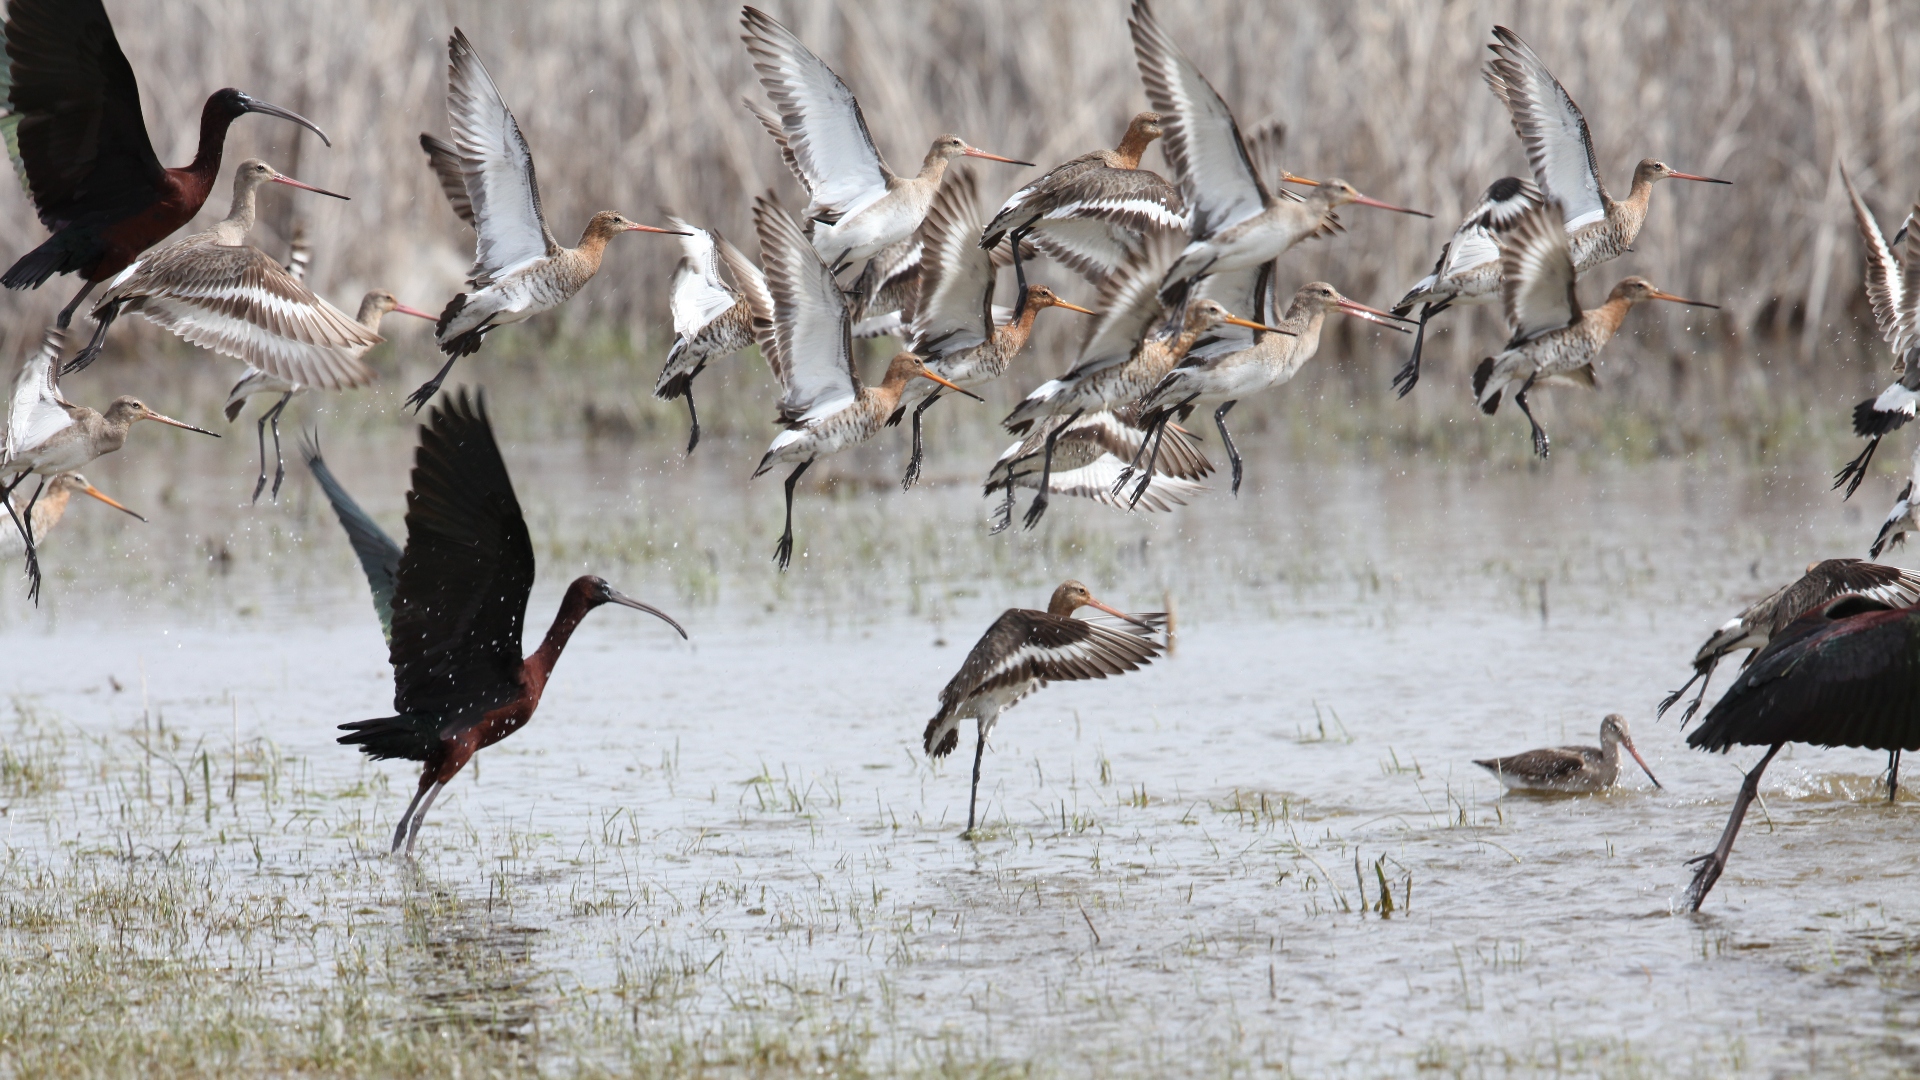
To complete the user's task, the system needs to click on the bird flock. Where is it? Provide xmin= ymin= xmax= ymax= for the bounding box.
xmin=1 ymin=0 xmax=1917 ymax=914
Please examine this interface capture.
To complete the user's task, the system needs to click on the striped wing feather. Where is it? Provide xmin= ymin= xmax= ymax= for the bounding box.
xmin=741 ymin=7 xmax=890 ymax=226
xmin=1477 ymin=747 xmax=1587 ymax=782
xmin=1131 ymin=0 xmax=1267 ymax=239
xmin=5 ymin=327 xmax=72 ymax=462
xmin=419 ymin=133 xmax=476 ymax=228
xmin=753 ymin=196 xmax=857 ymax=423
xmin=445 ymin=29 xmax=559 ymax=287
xmin=911 ymin=172 xmax=992 ymax=361
xmin=1484 ymin=26 xmax=1607 ymax=232
xmin=1501 ymin=200 xmax=1578 ymax=345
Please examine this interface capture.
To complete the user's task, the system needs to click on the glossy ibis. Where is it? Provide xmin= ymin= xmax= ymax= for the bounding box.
xmin=985 ymin=409 xmax=1210 ymax=531
xmin=1389 ymin=177 xmax=1542 ymax=397
xmin=654 ymin=218 xmax=769 ymax=455
xmin=0 ymin=0 xmax=329 ymax=327
xmin=1683 ymin=594 xmax=1920 ymax=910
xmin=1475 ymin=714 xmax=1662 ymax=794
xmin=924 ymin=580 xmax=1164 ymax=835
xmin=1833 ymin=168 xmax=1920 ymax=498
xmin=1660 ymin=559 xmax=1920 ymax=723
xmin=412 ymin=31 xmax=685 ymax=411
xmin=1472 ymin=201 xmax=1718 ymax=458
xmin=0 ymin=472 xmax=142 ymax=562
xmin=334 ymin=391 xmax=686 ymax=856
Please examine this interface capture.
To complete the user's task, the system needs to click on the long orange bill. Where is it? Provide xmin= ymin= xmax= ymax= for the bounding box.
xmin=1085 ymin=597 xmax=1157 ymax=631
xmin=1351 ymin=194 xmax=1432 ymax=218
xmin=963 ymin=147 xmax=1036 ymax=167
xmin=1054 ymin=300 xmax=1098 ymax=315
xmin=918 ymin=369 xmax=984 ymax=401
xmin=1336 ymin=297 xmax=1415 ymax=333
xmin=147 ymin=412 xmax=220 ymax=437
xmin=1649 ymin=290 xmax=1720 ymax=309
xmin=269 ymin=174 xmax=350 ymax=200
xmin=1280 ymin=172 xmax=1320 ymax=186
xmin=392 ymin=303 xmax=438 ymax=320
xmin=1668 ymin=171 xmax=1731 ymax=185
xmin=607 ymin=590 xmax=690 ymax=638
xmin=79 ymin=483 xmax=146 ymax=522
xmin=1224 ymin=315 xmax=1296 ymax=336
xmin=1623 ymin=737 xmax=1663 ymax=789
xmin=628 ymin=222 xmax=695 ymax=235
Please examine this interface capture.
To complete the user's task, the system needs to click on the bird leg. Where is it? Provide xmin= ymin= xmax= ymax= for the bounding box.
xmin=390 ymin=775 xmax=436 ymax=854
xmin=55 ymin=280 xmax=99 ymax=331
xmin=1214 ymin=399 xmax=1243 ymax=496
xmin=774 ymin=459 xmax=813 ymax=570
xmin=902 ymin=392 xmax=944 ymax=492
xmin=1890 ymin=749 xmax=1902 ymax=803
xmin=20 ymin=479 xmax=46 ymax=604
xmin=1835 ymin=437 xmax=1882 ymax=500
xmin=1514 ymin=375 xmax=1549 ymax=459
xmin=403 ymin=780 xmax=448 ymax=857
xmin=1684 ymin=742 xmax=1784 ymax=911
xmin=1023 ymin=408 xmax=1083 ymax=530
xmin=1127 ymin=405 xmax=1184 ymax=509
xmin=1008 ymin=226 xmax=1034 ymax=295
xmin=682 ymin=388 xmax=702 ymax=456
xmin=1391 ymin=300 xmax=1448 ymax=399
xmin=405 ymin=355 xmax=462 ymax=414
xmin=1658 ymin=659 xmax=1721 ymax=724
xmin=65 ymin=300 xmax=122 ymax=375
xmin=252 ymin=392 xmax=295 ymax=503
xmin=2 ymin=475 xmax=41 ymax=603
xmin=965 ymin=724 xmax=989 ymax=838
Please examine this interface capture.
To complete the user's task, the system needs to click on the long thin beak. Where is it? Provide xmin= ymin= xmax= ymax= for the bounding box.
xmin=1351 ymin=194 xmax=1432 ymax=218
xmin=79 ymin=483 xmax=146 ymax=522
xmin=1336 ymin=297 xmax=1415 ymax=332
xmin=918 ymin=369 xmax=984 ymax=400
xmin=1668 ymin=171 xmax=1731 ymax=185
xmin=1280 ymin=172 xmax=1320 ymax=186
xmin=392 ymin=303 xmax=438 ymax=320
xmin=607 ymin=591 xmax=689 ymax=639
xmin=146 ymin=412 xmax=220 ymax=436
xmin=244 ymin=98 xmax=332 ymax=148
xmin=627 ymin=223 xmax=695 ymax=235
xmin=1224 ymin=315 xmax=1295 ymax=336
xmin=1649 ymin=290 xmax=1719 ymax=309
xmin=269 ymin=173 xmax=349 ymax=200
xmin=963 ymin=147 xmax=1035 ymax=167
xmin=1053 ymin=300 xmax=1097 ymax=316
xmin=1084 ymin=597 xmax=1157 ymax=631
xmin=1622 ymin=738 xmax=1662 ymax=789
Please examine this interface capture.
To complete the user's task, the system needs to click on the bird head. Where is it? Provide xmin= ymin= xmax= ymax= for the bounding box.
xmin=585 ymin=211 xmax=689 ymax=242
xmin=50 ymin=474 xmax=145 ymax=521
xmin=1046 ymin=580 xmax=1156 ymax=628
xmin=1634 ymin=159 xmax=1730 ymax=187
xmin=1182 ymin=299 xmax=1287 ymax=337
xmin=924 ymin=135 xmax=1032 ymax=168
xmin=881 ymin=354 xmax=982 ymax=399
xmin=1600 ymin=713 xmax=1663 ymax=788
xmin=573 ymin=575 xmax=688 ymax=638
xmin=1020 ymin=286 xmax=1096 ymax=317
xmin=1294 ymin=282 xmax=1412 ymax=329
xmin=232 ymin=159 xmax=349 ymax=200
xmin=1306 ymin=179 xmax=1429 ymax=218
xmin=105 ymin=398 xmax=220 ymax=437
xmin=356 ymin=290 xmax=438 ymax=329
xmin=1609 ymin=277 xmax=1719 ymax=310
xmin=1126 ymin=112 xmax=1167 ymax=143
xmin=206 ymin=89 xmax=332 ymax=147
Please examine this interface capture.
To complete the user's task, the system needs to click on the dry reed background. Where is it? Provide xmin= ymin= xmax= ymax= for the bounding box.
xmin=0 ymin=0 xmax=1916 ymax=459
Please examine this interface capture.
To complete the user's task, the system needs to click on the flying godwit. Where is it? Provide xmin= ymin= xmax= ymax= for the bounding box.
xmin=1833 ymin=169 xmax=1920 ymax=498
xmin=1475 ymin=714 xmax=1662 ymax=794
xmin=0 ymin=0 xmax=330 ymax=328
xmin=1872 ymin=444 xmax=1920 ymax=559
xmin=1389 ymin=176 xmax=1542 ymax=396
xmin=0 ymin=472 xmax=142 ymax=562
xmin=654 ymin=219 xmax=770 ymax=455
xmin=413 ymin=30 xmax=684 ymax=410
xmin=985 ymin=409 xmax=1211 ymax=531
xmin=924 ymin=580 xmax=1164 ymax=836
xmin=1472 ymin=201 xmax=1717 ymax=458
xmin=336 ymin=391 xmax=686 ymax=856
xmin=1659 ymin=558 xmax=1920 ymax=724
xmin=741 ymin=7 xmax=1030 ymax=278
xmin=745 ymin=197 xmax=976 ymax=569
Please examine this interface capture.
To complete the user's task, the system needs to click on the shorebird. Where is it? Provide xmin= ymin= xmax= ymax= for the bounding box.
xmin=1872 ymin=444 xmax=1920 ymax=558
xmin=984 ymin=409 xmax=1211 ymax=531
xmin=2 ymin=326 xmax=215 ymax=600
xmin=1472 ymin=200 xmax=1717 ymax=458
xmin=653 ymin=218 xmax=770 ymax=455
xmin=336 ymin=391 xmax=686 ymax=856
xmin=1833 ymin=169 xmax=1920 ymax=498
xmin=1474 ymin=714 xmax=1661 ymax=794
xmin=1131 ymin=0 xmax=1425 ymax=304
xmin=978 ymin=111 xmax=1186 ymax=288
xmin=413 ymin=30 xmax=684 ymax=410
xmin=895 ymin=173 xmax=1093 ymax=489
xmin=924 ymin=580 xmax=1164 ymax=835
xmin=745 ymin=197 xmax=976 ymax=569
xmin=301 ymin=432 xmax=400 ymax=640
xmin=1133 ymin=275 xmax=1406 ymax=498
xmin=1483 ymin=25 xmax=1728 ymax=274
xmin=66 ymin=160 xmax=372 ymax=381
xmin=1660 ymin=558 xmax=1920 ymax=724
xmin=741 ymin=7 xmax=1030 ymax=278
xmin=0 ymin=0 xmax=330 ymax=328
xmin=0 ymin=472 xmax=142 ymax=562
xmin=1683 ymin=593 xmax=1920 ymax=909
xmin=1389 ymin=176 xmax=1542 ymax=397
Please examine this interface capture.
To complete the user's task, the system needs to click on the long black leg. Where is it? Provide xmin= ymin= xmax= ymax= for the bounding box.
xmin=55 ymin=279 xmax=98 ymax=330
xmin=774 ymin=459 xmax=813 ymax=570
xmin=268 ymin=397 xmax=291 ymax=499
xmin=902 ymin=391 xmax=943 ymax=491
xmin=3 ymin=474 xmax=38 ymax=602
xmin=404 ymin=354 xmax=461 ymax=413
xmin=1128 ymin=406 xmax=1182 ymax=508
xmin=64 ymin=300 xmax=121 ymax=374
xmin=391 ymin=775 xmax=434 ymax=854
xmin=1008 ymin=226 xmax=1033 ymax=295
xmin=683 ymin=387 xmax=701 ymax=455
xmin=21 ymin=479 xmax=45 ymax=604
xmin=1391 ymin=300 xmax=1448 ymax=398
xmin=1890 ymin=750 xmax=1902 ymax=803
xmin=1023 ymin=408 xmax=1083 ymax=530
xmin=1514 ymin=374 xmax=1549 ymax=459
xmin=1685 ymin=742 xmax=1784 ymax=911
xmin=403 ymin=780 xmax=447 ymax=857
xmin=1836 ymin=437 xmax=1882 ymax=500
xmin=965 ymin=724 xmax=988 ymax=836
xmin=251 ymin=392 xmax=293 ymax=503
xmin=1214 ymin=399 xmax=1243 ymax=495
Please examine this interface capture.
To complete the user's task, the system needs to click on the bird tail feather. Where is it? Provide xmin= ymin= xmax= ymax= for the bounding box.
xmin=337 ymin=716 xmax=435 ymax=762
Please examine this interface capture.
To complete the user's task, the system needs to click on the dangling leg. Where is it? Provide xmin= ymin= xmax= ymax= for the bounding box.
xmin=403 ymin=780 xmax=448 ymax=857
xmin=683 ymin=387 xmax=702 ymax=455
xmin=1024 ymin=408 xmax=1083 ymax=530
xmin=3 ymin=474 xmax=39 ymax=602
xmin=1391 ymin=300 xmax=1449 ymax=399
xmin=965 ymin=722 xmax=988 ymax=837
xmin=1890 ymin=749 xmax=1902 ymax=803
xmin=267 ymin=394 xmax=292 ymax=499
xmin=20 ymin=479 xmax=46 ymax=604
xmin=902 ymin=392 xmax=942 ymax=491
xmin=1836 ymin=436 xmax=1883 ymax=500
xmin=1214 ymin=399 xmax=1243 ymax=495
xmin=774 ymin=459 xmax=813 ymax=570
xmin=1513 ymin=374 xmax=1549 ymax=459
xmin=251 ymin=392 xmax=293 ymax=503
xmin=1008 ymin=226 xmax=1033 ymax=295
xmin=55 ymin=279 xmax=98 ymax=331
xmin=1685 ymin=742 xmax=1784 ymax=911
xmin=404 ymin=354 xmax=462 ymax=414
xmin=64 ymin=300 xmax=121 ymax=374
xmin=988 ymin=453 xmax=1026 ymax=535
xmin=1127 ymin=405 xmax=1182 ymax=508
xmin=390 ymin=773 xmax=436 ymax=854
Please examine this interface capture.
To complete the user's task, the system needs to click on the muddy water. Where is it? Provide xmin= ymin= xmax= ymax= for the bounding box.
xmin=4 ymin=424 xmax=1919 ymax=1074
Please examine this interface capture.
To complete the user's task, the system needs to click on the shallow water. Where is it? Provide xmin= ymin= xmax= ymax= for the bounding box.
xmin=3 ymin=420 xmax=1918 ymax=1075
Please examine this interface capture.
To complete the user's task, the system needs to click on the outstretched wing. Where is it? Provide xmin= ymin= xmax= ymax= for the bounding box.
xmin=1501 ymin=199 xmax=1578 ymax=344
xmin=665 ymin=218 xmax=741 ymax=340
xmin=4 ymin=326 xmax=72 ymax=462
xmin=936 ymin=608 xmax=1163 ymax=719
xmin=1843 ymin=168 xmax=1915 ymax=357
xmin=1769 ymin=559 xmax=1920 ymax=636
xmin=301 ymin=432 xmax=403 ymax=643
xmin=910 ymin=172 xmax=994 ymax=362
xmin=1067 ymin=225 xmax=1184 ymax=378
xmin=1131 ymin=0 xmax=1267 ymax=239
xmin=1484 ymin=27 xmax=1607 ymax=232
xmin=742 ymin=7 xmax=891 ymax=226
xmin=419 ymin=133 xmax=476 ymax=229
xmin=753 ymin=196 xmax=857 ymax=423
xmin=444 ymin=29 xmax=558 ymax=288
xmin=1444 ymin=176 xmax=1543 ymax=278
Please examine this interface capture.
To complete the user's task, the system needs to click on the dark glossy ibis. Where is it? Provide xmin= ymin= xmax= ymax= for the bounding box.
xmin=0 ymin=0 xmax=329 ymax=327
xmin=332 ymin=391 xmax=686 ymax=856
xmin=923 ymin=581 xmax=1164 ymax=836
xmin=1683 ymin=594 xmax=1920 ymax=910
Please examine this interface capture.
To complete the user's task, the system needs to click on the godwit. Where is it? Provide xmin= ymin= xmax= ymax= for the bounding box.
xmin=0 ymin=0 xmax=330 ymax=328
xmin=1389 ymin=176 xmax=1542 ymax=397
xmin=413 ymin=30 xmax=684 ymax=410
xmin=1833 ymin=169 xmax=1920 ymax=498
xmin=1683 ymin=593 xmax=1920 ymax=909
xmin=1872 ymin=444 xmax=1920 ymax=558
xmin=654 ymin=218 xmax=770 ymax=454
xmin=984 ymin=409 xmax=1211 ymax=531
xmin=745 ymin=197 xmax=976 ymax=570
xmin=0 ymin=472 xmax=142 ymax=562
xmin=978 ymin=111 xmax=1185 ymax=288
xmin=68 ymin=160 xmax=375 ymax=383
xmin=924 ymin=580 xmax=1163 ymax=835
xmin=1659 ymin=558 xmax=1920 ymax=723
xmin=741 ymin=7 xmax=1030 ymax=276
xmin=1474 ymin=714 xmax=1661 ymax=794
xmin=1484 ymin=25 xmax=1728 ymax=273
xmin=300 ymin=432 xmax=400 ymax=640
xmin=1131 ymin=0 xmax=1425 ymax=303
xmin=1471 ymin=201 xmax=1717 ymax=458
xmin=2 ymin=326 xmax=215 ymax=600
xmin=1001 ymin=228 xmax=1284 ymax=528
xmin=336 ymin=391 xmax=686 ymax=856
xmin=895 ymin=173 xmax=1093 ymax=489
xmin=1133 ymin=276 xmax=1406 ymax=498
